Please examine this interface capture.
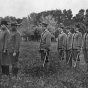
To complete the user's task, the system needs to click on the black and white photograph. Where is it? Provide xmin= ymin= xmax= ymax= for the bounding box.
xmin=0 ymin=0 xmax=88 ymax=88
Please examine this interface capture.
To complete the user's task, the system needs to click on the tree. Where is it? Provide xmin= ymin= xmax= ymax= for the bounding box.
xmin=40 ymin=15 xmax=57 ymax=33
xmin=74 ymin=9 xmax=85 ymax=23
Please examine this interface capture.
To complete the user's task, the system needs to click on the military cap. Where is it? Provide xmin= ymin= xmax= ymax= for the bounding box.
xmin=1 ymin=20 xmax=8 ymax=25
xmin=65 ymin=26 xmax=70 ymax=29
xmin=75 ymin=24 xmax=80 ymax=28
xmin=59 ymin=23 xmax=64 ymax=28
xmin=42 ymin=22 xmax=48 ymax=27
xmin=11 ymin=21 xmax=20 ymax=26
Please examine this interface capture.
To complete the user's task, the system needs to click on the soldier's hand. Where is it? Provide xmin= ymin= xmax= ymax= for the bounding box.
xmin=44 ymin=49 xmax=47 ymax=53
xmin=3 ymin=50 xmax=6 ymax=53
xmin=13 ymin=52 xmax=16 ymax=56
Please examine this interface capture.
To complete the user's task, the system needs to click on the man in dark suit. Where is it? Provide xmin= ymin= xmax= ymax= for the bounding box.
xmin=0 ymin=20 xmax=10 ymax=76
xmin=8 ymin=21 xmax=21 ymax=76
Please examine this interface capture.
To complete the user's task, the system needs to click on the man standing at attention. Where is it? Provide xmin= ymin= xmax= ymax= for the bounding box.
xmin=72 ymin=24 xmax=82 ymax=67
xmin=65 ymin=26 xmax=73 ymax=68
xmin=57 ymin=27 xmax=67 ymax=62
xmin=0 ymin=20 xmax=10 ymax=76
xmin=39 ymin=22 xmax=52 ymax=70
xmin=8 ymin=21 xmax=21 ymax=76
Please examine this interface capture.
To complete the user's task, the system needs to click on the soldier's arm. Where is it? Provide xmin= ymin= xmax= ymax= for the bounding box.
xmin=45 ymin=33 xmax=51 ymax=49
xmin=77 ymin=33 xmax=82 ymax=49
xmin=14 ymin=33 xmax=21 ymax=53
xmin=82 ymin=34 xmax=85 ymax=49
xmin=70 ymin=33 xmax=73 ymax=47
xmin=62 ymin=34 xmax=67 ymax=49
xmin=57 ymin=35 xmax=59 ymax=50
xmin=4 ymin=31 xmax=9 ymax=51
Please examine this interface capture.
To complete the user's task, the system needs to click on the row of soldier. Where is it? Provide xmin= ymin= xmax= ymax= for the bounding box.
xmin=39 ymin=22 xmax=88 ymax=71
xmin=0 ymin=20 xmax=21 ymax=76
xmin=0 ymin=20 xmax=88 ymax=76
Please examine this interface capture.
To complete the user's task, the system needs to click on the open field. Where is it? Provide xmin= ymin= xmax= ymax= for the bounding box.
xmin=0 ymin=41 xmax=88 ymax=88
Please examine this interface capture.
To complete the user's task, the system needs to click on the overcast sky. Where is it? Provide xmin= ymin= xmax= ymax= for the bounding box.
xmin=0 ymin=0 xmax=88 ymax=18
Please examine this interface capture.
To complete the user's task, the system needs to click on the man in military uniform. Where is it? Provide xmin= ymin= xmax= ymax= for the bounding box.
xmin=65 ymin=26 xmax=73 ymax=67
xmin=82 ymin=26 xmax=88 ymax=71
xmin=39 ymin=22 xmax=52 ymax=69
xmin=8 ymin=21 xmax=21 ymax=76
xmin=57 ymin=27 xmax=67 ymax=62
xmin=72 ymin=25 xmax=82 ymax=67
xmin=0 ymin=20 xmax=10 ymax=76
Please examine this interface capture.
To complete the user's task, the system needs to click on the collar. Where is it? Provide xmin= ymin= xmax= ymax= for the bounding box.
xmin=60 ymin=31 xmax=63 ymax=34
xmin=76 ymin=31 xmax=79 ymax=33
xmin=68 ymin=32 xmax=71 ymax=35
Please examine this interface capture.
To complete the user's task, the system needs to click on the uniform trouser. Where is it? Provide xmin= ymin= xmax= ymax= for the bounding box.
xmin=83 ymin=50 xmax=88 ymax=63
xmin=72 ymin=49 xmax=80 ymax=61
xmin=83 ymin=50 xmax=88 ymax=70
xmin=66 ymin=50 xmax=72 ymax=67
xmin=40 ymin=50 xmax=49 ymax=63
xmin=0 ymin=51 xmax=9 ymax=75
xmin=1 ymin=65 xmax=9 ymax=75
xmin=9 ymin=52 xmax=19 ymax=75
xmin=58 ymin=49 xmax=64 ymax=61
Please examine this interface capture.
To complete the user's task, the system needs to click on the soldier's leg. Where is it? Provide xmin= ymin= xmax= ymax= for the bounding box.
xmin=68 ymin=50 xmax=72 ymax=67
xmin=11 ymin=53 xmax=19 ymax=76
xmin=72 ymin=50 xmax=78 ymax=61
xmin=0 ymin=52 xmax=1 ymax=74
xmin=59 ymin=49 xmax=63 ymax=61
xmin=12 ymin=63 xmax=18 ymax=76
xmin=1 ymin=65 xmax=9 ymax=75
xmin=84 ymin=50 xmax=88 ymax=71
xmin=86 ymin=51 xmax=88 ymax=71
xmin=44 ymin=51 xmax=50 ymax=71
xmin=41 ymin=51 xmax=45 ymax=61
xmin=66 ymin=50 xmax=69 ymax=63
xmin=72 ymin=49 xmax=79 ymax=67
xmin=84 ymin=50 xmax=87 ymax=63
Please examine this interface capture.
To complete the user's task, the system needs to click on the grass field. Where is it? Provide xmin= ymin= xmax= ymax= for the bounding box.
xmin=0 ymin=41 xmax=88 ymax=88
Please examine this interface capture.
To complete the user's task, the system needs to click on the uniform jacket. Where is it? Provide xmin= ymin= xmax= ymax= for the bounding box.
xmin=57 ymin=32 xmax=67 ymax=50
xmin=0 ymin=29 xmax=10 ymax=51
xmin=40 ymin=29 xmax=51 ymax=50
xmin=72 ymin=31 xmax=82 ymax=49
xmin=82 ymin=33 xmax=88 ymax=50
xmin=66 ymin=32 xmax=73 ymax=50
xmin=8 ymin=31 xmax=21 ymax=53
xmin=0 ymin=29 xmax=11 ymax=65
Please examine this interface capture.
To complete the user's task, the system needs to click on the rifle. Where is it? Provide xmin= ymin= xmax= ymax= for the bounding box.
xmin=67 ymin=50 xmax=72 ymax=64
xmin=43 ymin=50 xmax=48 ymax=67
xmin=73 ymin=52 xmax=80 ymax=67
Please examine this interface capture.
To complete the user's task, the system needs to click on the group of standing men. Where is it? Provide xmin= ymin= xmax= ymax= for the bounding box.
xmin=0 ymin=20 xmax=88 ymax=76
xmin=40 ymin=22 xmax=88 ymax=71
xmin=0 ymin=20 xmax=21 ymax=76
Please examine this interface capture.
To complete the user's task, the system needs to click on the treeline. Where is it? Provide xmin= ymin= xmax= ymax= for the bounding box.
xmin=0 ymin=9 xmax=88 ymax=41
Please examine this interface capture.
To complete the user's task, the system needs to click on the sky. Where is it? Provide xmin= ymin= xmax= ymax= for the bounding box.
xmin=0 ymin=0 xmax=88 ymax=18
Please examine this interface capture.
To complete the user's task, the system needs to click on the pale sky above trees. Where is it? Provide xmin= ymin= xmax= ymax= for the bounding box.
xmin=0 ymin=0 xmax=87 ymax=18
